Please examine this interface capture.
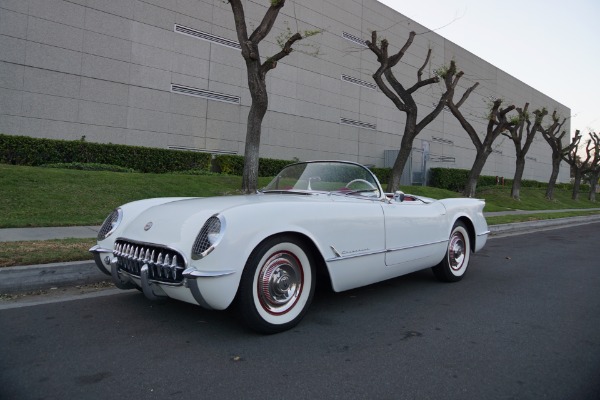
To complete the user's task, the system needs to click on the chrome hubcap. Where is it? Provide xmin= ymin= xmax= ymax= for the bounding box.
xmin=449 ymin=233 xmax=465 ymax=271
xmin=258 ymin=251 xmax=303 ymax=315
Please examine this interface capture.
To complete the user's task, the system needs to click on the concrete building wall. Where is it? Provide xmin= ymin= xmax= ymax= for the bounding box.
xmin=0 ymin=0 xmax=570 ymax=183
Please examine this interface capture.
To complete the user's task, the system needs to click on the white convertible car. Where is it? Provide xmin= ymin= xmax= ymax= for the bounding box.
xmin=90 ymin=161 xmax=489 ymax=333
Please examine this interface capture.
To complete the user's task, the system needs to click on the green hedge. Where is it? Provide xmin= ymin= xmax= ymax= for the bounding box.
xmin=429 ymin=167 xmax=589 ymax=192
xmin=369 ymin=167 xmax=392 ymax=185
xmin=212 ymin=154 xmax=294 ymax=177
xmin=0 ymin=134 xmax=211 ymax=173
xmin=41 ymin=162 xmax=138 ymax=173
xmin=8 ymin=134 xmax=583 ymax=192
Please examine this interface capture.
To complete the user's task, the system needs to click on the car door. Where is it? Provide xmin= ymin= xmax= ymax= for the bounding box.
xmin=382 ymin=199 xmax=449 ymax=271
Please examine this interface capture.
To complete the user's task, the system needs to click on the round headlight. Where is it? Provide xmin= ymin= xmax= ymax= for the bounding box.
xmin=97 ymin=208 xmax=123 ymax=240
xmin=191 ymin=215 xmax=226 ymax=260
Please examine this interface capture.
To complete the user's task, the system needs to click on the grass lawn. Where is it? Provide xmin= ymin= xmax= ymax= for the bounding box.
xmin=0 ymin=238 xmax=95 ymax=268
xmin=0 ymin=164 xmax=270 ymax=228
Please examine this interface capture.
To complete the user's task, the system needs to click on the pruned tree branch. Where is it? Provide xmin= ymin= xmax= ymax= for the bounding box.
xmin=261 ymin=32 xmax=302 ymax=74
xmin=248 ymin=0 xmax=286 ymax=44
xmin=365 ymin=31 xmax=460 ymax=192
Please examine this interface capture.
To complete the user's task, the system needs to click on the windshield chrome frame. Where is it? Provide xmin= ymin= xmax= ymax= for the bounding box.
xmin=260 ymin=160 xmax=385 ymax=200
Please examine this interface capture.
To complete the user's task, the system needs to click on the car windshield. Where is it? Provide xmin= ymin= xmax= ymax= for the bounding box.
xmin=262 ymin=161 xmax=382 ymax=198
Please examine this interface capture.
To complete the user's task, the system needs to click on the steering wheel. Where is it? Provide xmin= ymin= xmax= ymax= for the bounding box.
xmin=345 ymin=179 xmax=377 ymax=190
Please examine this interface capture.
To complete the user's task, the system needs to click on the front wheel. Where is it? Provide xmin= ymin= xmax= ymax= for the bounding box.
xmin=236 ymin=235 xmax=315 ymax=334
xmin=432 ymin=221 xmax=471 ymax=282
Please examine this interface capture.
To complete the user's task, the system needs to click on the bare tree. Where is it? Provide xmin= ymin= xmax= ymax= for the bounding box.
xmin=229 ymin=0 xmax=315 ymax=193
xmin=501 ymin=104 xmax=546 ymax=200
xmin=444 ymin=87 xmax=516 ymax=197
xmin=538 ymin=111 xmax=569 ymax=200
xmin=587 ymin=133 xmax=600 ymax=201
xmin=563 ymin=130 xmax=598 ymax=200
xmin=365 ymin=32 xmax=461 ymax=192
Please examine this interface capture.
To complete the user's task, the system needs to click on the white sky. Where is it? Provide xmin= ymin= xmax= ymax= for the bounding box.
xmin=378 ymin=0 xmax=600 ymax=139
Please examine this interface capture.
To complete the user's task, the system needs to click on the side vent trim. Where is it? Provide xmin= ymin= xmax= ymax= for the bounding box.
xmin=340 ymin=117 xmax=376 ymax=130
xmin=174 ymin=24 xmax=241 ymax=50
xmin=341 ymin=74 xmax=377 ymax=90
xmin=432 ymin=136 xmax=454 ymax=145
xmin=342 ymin=32 xmax=368 ymax=47
xmin=171 ymin=84 xmax=240 ymax=104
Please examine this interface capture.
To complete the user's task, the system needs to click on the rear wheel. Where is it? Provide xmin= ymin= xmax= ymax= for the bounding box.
xmin=432 ymin=221 xmax=471 ymax=282
xmin=236 ymin=235 xmax=315 ymax=334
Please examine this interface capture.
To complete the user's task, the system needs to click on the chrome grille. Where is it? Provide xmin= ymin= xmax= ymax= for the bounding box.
xmin=113 ymin=239 xmax=186 ymax=284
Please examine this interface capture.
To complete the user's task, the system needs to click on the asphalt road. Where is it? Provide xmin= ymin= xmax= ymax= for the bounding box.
xmin=1 ymin=224 xmax=599 ymax=400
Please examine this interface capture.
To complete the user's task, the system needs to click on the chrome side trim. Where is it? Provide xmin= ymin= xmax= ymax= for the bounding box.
xmin=326 ymin=248 xmax=386 ymax=262
xmin=477 ymin=230 xmax=491 ymax=237
xmin=325 ymin=239 xmax=449 ymax=262
xmin=182 ymin=267 xmax=236 ymax=278
xmin=330 ymin=245 xmax=342 ymax=258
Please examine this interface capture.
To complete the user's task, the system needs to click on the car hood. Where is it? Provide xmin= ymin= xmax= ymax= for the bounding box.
xmin=118 ymin=193 xmax=328 ymax=245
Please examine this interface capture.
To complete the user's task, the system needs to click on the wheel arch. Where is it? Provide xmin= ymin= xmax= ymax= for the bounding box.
xmin=244 ymin=231 xmax=332 ymax=290
xmin=454 ymin=216 xmax=476 ymax=252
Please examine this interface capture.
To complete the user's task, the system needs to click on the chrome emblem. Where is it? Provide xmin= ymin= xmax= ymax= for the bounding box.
xmin=144 ymin=222 xmax=153 ymax=231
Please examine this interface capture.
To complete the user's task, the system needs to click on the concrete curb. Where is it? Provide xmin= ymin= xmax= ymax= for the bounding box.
xmin=2 ymin=216 xmax=600 ymax=294
xmin=0 ymin=260 xmax=108 ymax=294
xmin=489 ymin=214 xmax=600 ymax=236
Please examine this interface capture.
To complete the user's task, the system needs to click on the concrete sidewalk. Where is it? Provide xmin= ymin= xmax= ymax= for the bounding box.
xmin=0 ymin=226 xmax=101 ymax=242
xmin=2 ymin=211 xmax=600 ymax=294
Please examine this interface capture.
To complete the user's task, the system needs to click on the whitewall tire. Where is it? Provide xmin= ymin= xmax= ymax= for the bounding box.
xmin=237 ymin=235 xmax=315 ymax=334
xmin=432 ymin=221 xmax=471 ymax=282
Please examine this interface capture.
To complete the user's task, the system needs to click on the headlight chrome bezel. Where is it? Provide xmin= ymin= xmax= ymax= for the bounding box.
xmin=191 ymin=214 xmax=226 ymax=260
xmin=97 ymin=208 xmax=123 ymax=241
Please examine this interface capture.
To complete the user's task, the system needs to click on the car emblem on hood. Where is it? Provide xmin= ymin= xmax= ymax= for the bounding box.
xmin=144 ymin=222 xmax=153 ymax=231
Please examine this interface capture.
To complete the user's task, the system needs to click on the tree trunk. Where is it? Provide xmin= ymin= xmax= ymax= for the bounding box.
xmin=511 ymin=155 xmax=526 ymax=200
xmin=572 ymin=170 xmax=582 ymax=200
xmin=464 ymin=149 xmax=491 ymax=197
xmin=387 ymin=141 xmax=412 ymax=192
xmin=387 ymin=119 xmax=417 ymax=192
xmin=589 ymin=172 xmax=599 ymax=201
xmin=545 ymin=154 xmax=561 ymax=200
xmin=241 ymin=63 xmax=268 ymax=193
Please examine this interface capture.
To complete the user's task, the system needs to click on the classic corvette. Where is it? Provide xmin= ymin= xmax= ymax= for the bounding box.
xmin=90 ymin=160 xmax=489 ymax=333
